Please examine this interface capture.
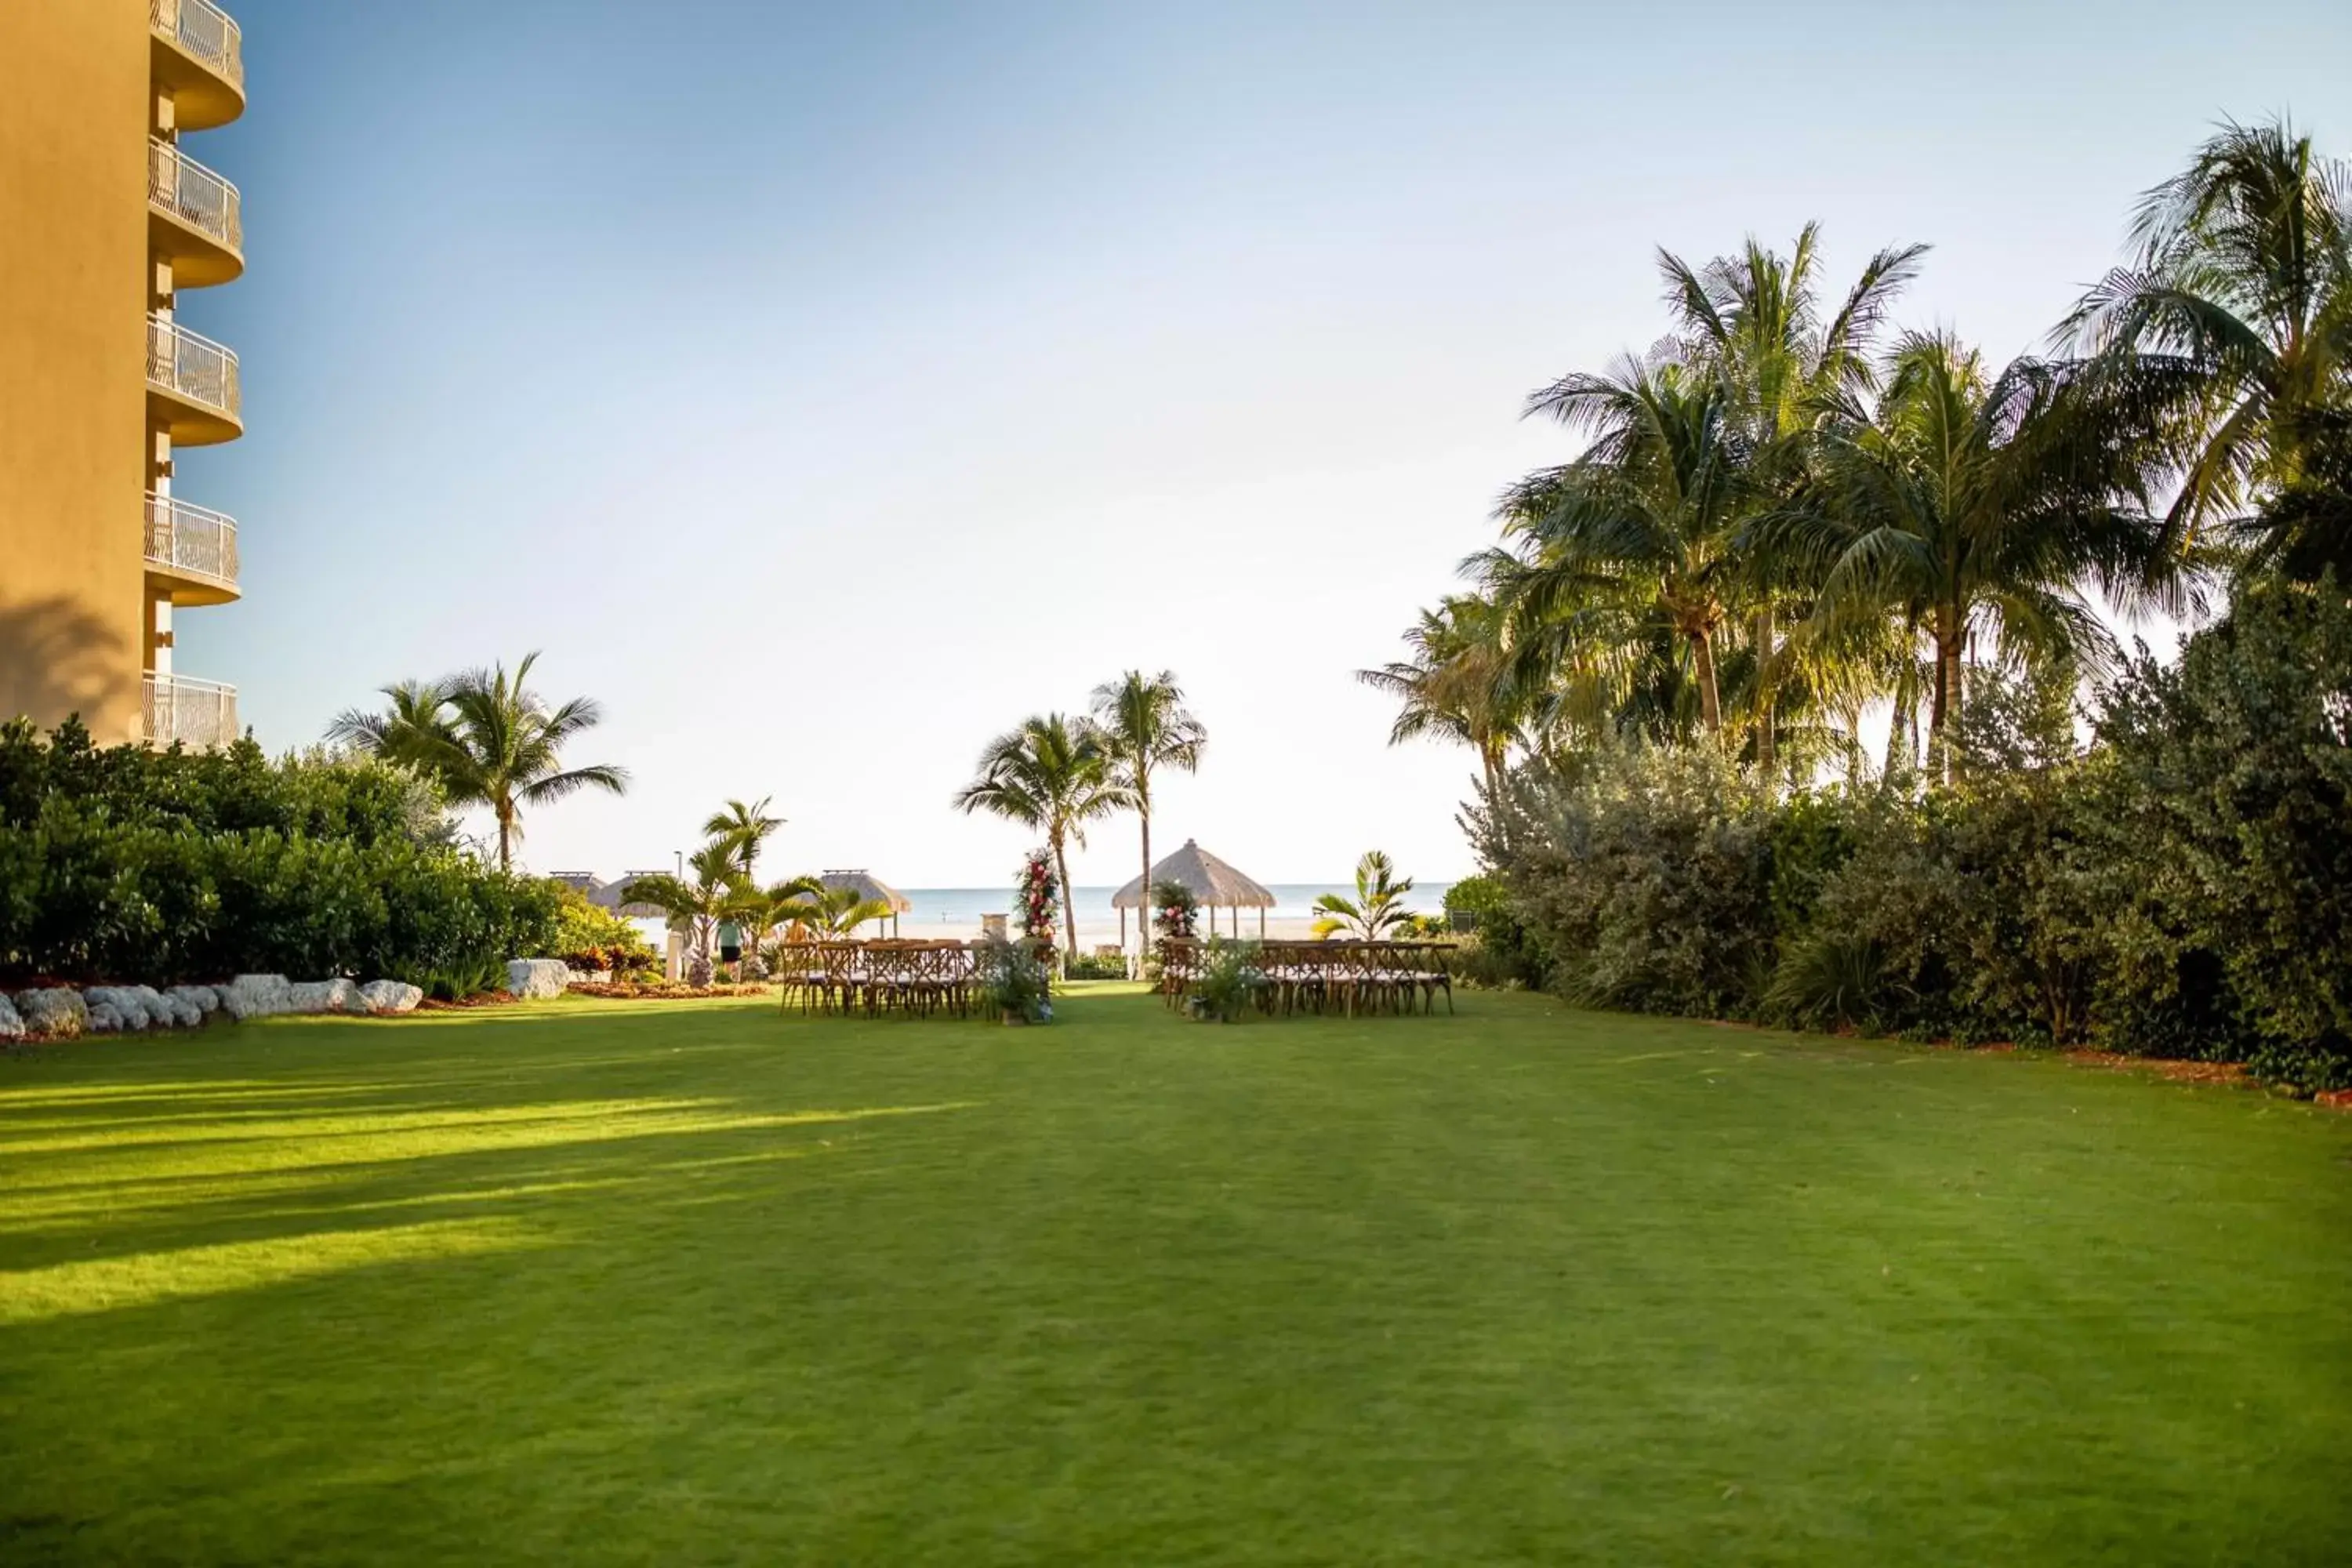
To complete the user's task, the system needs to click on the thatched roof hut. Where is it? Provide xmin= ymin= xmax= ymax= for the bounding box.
xmin=1112 ymin=840 xmax=1276 ymax=941
xmin=820 ymin=869 xmax=911 ymax=913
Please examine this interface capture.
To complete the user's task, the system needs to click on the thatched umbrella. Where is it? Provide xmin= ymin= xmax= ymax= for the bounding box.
xmin=1112 ymin=839 xmax=1276 ymax=943
xmin=821 ymin=869 xmax=912 ymax=937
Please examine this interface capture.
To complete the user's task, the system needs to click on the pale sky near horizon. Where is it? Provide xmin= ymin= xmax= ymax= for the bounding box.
xmin=176 ymin=1 xmax=2348 ymax=887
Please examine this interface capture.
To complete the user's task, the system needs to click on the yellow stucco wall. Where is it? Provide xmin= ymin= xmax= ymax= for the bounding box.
xmin=0 ymin=1 xmax=152 ymax=744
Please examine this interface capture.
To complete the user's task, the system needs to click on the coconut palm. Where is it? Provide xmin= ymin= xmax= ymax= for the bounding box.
xmin=953 ymin=714 xmax=1132 ymax=958
xmin=1312 ymin=851 xmax=1416 ymax=940
xmin=621 ymin=842 xmax=753 ymax=987
xmin=1090 ymin=671 xmax=1206 ymax=953
xmin=704 ymin=797 xmax=782 ymax=881
xmin=325 ymin=677 xmax=457 ymax=761
xmin=1659 ymin=225 xmax=1928 ymax=769
xmin=328 ymin=653 xmax=627 ymax=873
xmin=1758 ymin=331 xmax=2187 ymax=776
xmin=2063 ymin=116 xmax=2352 ymax=573
xmin=1497 ymin=354 xmax=1752 ymax=735
xmin=1357 ymin=593 xmax=1527 ymax=796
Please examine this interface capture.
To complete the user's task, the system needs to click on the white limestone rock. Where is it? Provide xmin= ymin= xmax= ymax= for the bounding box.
xmin=358 ymin=979 xmax=423 ymax=1015
xmin=167 ymin=984 xmax=220 ymax=1019
xmin=219 ymin=975 xmax=295 ymax=1021
xmin=287 ymin=978 xmax=368 ymax=1015
xmin=0 ymin=993 xmax=23 ymax=1042
xmin=504 ymin=959 xmax=570 ymax=1000
xmin=16 ymin=988 xmax=87 ymax=1038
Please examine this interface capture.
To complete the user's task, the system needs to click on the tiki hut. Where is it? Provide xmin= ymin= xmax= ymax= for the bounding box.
xmin=1112 ymin=839 xmax=1277 ymax=944
xmin=821 ymin=869 xmax=912 ymax=937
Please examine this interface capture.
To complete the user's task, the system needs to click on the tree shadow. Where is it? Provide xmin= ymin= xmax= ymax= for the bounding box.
xmin=0 ymin=595 xmax=136 ymax=733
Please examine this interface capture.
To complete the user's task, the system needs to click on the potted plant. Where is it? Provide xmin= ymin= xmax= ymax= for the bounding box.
xmin=980 ymin=938 xmax=1052 ymax=1025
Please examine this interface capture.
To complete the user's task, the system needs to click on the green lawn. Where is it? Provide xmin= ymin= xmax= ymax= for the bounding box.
xmin=3 ymin=986 xmax=2348 ymax=1564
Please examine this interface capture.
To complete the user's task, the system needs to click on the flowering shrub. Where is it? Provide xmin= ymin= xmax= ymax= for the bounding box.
xmin=1153 ymin=879 xmax=1200 ymax=938
xmin=1017 ymin=849 xmax=1058 ymax=947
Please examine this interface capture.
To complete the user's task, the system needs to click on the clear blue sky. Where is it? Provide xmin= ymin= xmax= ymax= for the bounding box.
xmin=178 ymin=0 xmax=2349 ymax=887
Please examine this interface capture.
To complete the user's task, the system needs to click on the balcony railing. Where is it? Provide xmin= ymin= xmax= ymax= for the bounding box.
xmin=150 ymin=139 xmax=242 ymax=256
xmin=143 ymin=673 xmax=239 ymax=750
xmin=147 ymin=315 xmax=240 ymax=423
xmin=145 ymin=493 xmax=240 ymax=590
xmin=151 ymin=0 xmax=244 ymax=90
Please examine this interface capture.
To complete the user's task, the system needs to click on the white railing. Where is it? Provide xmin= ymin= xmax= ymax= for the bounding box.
xmin=145 ymin=494 xmax=239 ymax=589
xmin=150 ymin=139 xmax=242 ymax=255
xmin=151 ymin=0 xmax=244 ymax=89
xmin=143 ymin=673 xmax=239 ymax=750
xmin=146 ymin=314 xmax=240 ymax=422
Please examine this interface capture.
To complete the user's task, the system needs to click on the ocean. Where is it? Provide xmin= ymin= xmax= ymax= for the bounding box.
xmin=895 ymin=884 xmax=1455 ymax=935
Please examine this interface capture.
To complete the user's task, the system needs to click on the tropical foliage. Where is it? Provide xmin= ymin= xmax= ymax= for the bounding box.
xmin=1091 ymin=671 xmax=1207 ymax=949
xmin=1311 ymin=851 xmax=1417 ymax=939
xmin=328 ymin=652 xmax=628 ymax=872
xmin=953 ymin=716 xmax=1129 ymax=956
xmin=0 ymin=719 xmax=561 ymax=989
xmin=1388 ymin=118 xmax=2352 ymax=1089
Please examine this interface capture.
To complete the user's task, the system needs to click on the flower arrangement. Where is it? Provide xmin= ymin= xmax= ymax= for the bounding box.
xmin=1153 ymin=879 xmax=1200 ymax=939
xmin=1017 ymin=849 xmax=1059 ymax=947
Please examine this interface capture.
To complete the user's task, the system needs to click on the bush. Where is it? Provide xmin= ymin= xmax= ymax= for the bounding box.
xmin=1467 ymin=586 xmax=2352 ymax=1091
xmin=1472 ymin=743 xmax=1776 ymax=1018
xmin=549 ymin=884 xmax=658 ymax=975
xmin=1185 ymin=938 xmax=1264 ymax=1022
xmin=1063 ymin=951 xmax=1130 ymax=980
xmin=0 ymin=719 xmax=561 ymax=992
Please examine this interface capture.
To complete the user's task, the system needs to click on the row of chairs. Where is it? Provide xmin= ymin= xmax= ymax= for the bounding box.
xmin=1159 ymin=938 xmax=1455 ymax=1017
xmin=768 ymin=940 xmax=1048 ymax=1019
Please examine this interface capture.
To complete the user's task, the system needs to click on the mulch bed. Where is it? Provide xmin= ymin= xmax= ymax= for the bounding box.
xmin=566 ymin=982 xmax=772 ymax=1001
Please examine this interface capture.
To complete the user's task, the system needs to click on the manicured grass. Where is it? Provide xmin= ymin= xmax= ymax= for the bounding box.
xmin=3 ymin=987 xmax=2349 ymax=1563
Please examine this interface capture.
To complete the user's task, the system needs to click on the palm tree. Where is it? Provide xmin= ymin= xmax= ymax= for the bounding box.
xmin=1090 ymin=671 xmax=1206 ymax=953
xmin=1497 ymin=354 xmax=1752 ymax=735
xmin=2063 ymin=116 xmax=2352 ymax=572
xmin=1357 ymin=593 xmax=1525 ymax=797
xmin=1658 ymin=225 xmax=1928 ymax=769
xmin=767 ymin=884 xmax=896 ymax=943
xmin=704 ymin=797 xmax=782 ymax=881
xmin=325 ymin=677 xmax=457 ymax=761
xmin=1758 ymin=332 xmax=2187 ymax=776
xmin=329 ymin=653 xmax=627 ymax=872
xmin=1312 ymin=851 xmax=1415 ymax=939
xmin=952 ymin=714 xmax=1132 ymax=959
xmin=621 ymin=842 xmax=751 ymax=986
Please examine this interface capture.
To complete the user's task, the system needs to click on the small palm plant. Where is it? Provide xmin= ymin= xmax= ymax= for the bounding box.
xmin=704 ymin=797 xmax=783 ymax=881
xmin=772 ymin=884 xmax=897 ymax=941
xmin=620 ymin=841 xmax=753 ymax=986
xmin=1312 ymin=851 xmax=1417 ymax=939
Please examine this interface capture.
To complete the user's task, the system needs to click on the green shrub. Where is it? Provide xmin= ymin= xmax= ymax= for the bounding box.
xmin=1063 ymin=951 xmax=1130 ymax=980
xmin=1185 ymin=938 xmax=1264 ymax=1022
xmin=1466 ymin=586 xmax=2352 ymax=1091
xmin=0 ymin=718 xmax=561 ymax=989
xmin=549 ymin=884 xmax=658 ymax=974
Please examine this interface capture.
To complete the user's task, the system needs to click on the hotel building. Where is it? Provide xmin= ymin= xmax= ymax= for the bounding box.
xmin=0 ymin=0 xmax=247 ymax=746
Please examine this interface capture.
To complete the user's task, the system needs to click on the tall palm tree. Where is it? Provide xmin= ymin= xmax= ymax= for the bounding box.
xmin=1759 ymin=332 xmax=2187 ymax=776
xmin=1659 ymin=225 xmax=1927 ymax=768
xmin=325 ymin=677 xmax=456 ymax=761
xmin=1090 ymin=670 xmax=1206 ymax=953
xmin=703 ymin=797 xmax=782 ymax=881
xmin=336 ymin=652 xmax=627 ymax=872
xmin=1357 ymin=593 xmax=1525 ymax=797
xmin=1497 ymin=354 xmax=1752 ymax=735
xmin=952 ymin=714 xmax=1132 ymax=959
xmin=621 ymin=842 xmax=752 ymax=987
xmin=2063 ymin=116 xmax=2352 ymax=572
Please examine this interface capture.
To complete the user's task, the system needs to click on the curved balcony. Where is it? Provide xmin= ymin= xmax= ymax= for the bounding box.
xmin=150 ymin=0 xmax=245 ymax=132
xmin=146 ymin=315 xmax=242 ymax=445
xmin=143 ymin=673 xmax=239 ymax=750
xmin=149 ymin=140 xmax=243 ymax=288
xmin=145 ymin=494 xmax=241 ymax=605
